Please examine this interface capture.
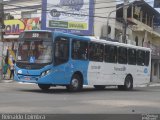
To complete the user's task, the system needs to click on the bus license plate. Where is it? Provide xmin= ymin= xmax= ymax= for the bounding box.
xmin=24 ymin=77 xmax=30 ymax=80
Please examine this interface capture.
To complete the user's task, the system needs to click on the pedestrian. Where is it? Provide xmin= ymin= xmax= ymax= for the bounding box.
xmin=10 ymin=60 xmax=15 ymax=79
xmin=2 ymin=62 xmax=9 ymax=79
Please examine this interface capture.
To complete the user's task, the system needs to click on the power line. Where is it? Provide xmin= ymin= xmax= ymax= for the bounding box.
xmin=3 ymin=0 xmax=156 ymax=16
xmin=4 ymin=0 xmax=152 ymax=12
xmin=2 ymin=0 xmax=159 ymax=22
xmin=4 ymin=0 xmax=126 ymax=8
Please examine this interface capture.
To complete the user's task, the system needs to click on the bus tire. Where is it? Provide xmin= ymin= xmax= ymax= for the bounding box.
xmin=94 ymin=85 xmax=106 ymax=90
xmin=38 ymin=84 xmax=51 ymax=91
xmin=124 ymin=75 xmax=133 ymax=90
xmin=66 ymin=74 xmax=83 ymax=92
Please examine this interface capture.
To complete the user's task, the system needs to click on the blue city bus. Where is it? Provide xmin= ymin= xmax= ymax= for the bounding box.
xmin=14 ymin=30 xmax=151 ymax=91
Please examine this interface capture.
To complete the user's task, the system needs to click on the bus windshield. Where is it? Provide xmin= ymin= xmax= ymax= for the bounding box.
xmin=17 ymin=40 xmax=53 ymax=64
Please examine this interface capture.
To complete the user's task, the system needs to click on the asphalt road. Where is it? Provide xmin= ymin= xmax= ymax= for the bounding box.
xmin=0 ymin=82 xmax=160 ymax=114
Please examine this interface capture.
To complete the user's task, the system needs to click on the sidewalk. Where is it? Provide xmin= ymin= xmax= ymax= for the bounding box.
xmin=147 ymin=81 xmax=160 ymax=87
xmin=0 ymin=79 xmax=14 ymax=83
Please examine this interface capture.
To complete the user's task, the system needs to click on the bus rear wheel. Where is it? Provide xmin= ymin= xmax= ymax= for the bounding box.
xmin=66 ymin=74 xmax=82 ymax=92
xmin=94 ymin=85 xmax=106 ymax=90
xmin=38 ymin=84 xmax=51 ymax=91
xmin=124 ymin=75 xmax=133 ymax=90
xmin=118 ymin=75 xmax=133 ymax=90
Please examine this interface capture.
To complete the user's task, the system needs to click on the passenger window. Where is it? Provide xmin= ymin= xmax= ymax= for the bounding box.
xmin=54 ymin=37 xmax=69 ymax=65
xmin=145 ymin=51 xmax=150 ymax=66
xmin=72 ymin=40 xmax=88 ymax=60
xmin=128 ymin=49 xmax=136 ymax=65
xmin=89 ymin=42 xmax=104 ymax=62
xmin=137 ymin=50 xmax=145 ymax=66
xmin=118 ymin=47 xmax=127 ymax=64
xmin=105 ymin=45 xmax=117 ymax=63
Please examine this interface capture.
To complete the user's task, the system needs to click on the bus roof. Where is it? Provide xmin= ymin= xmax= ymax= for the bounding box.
xmin=55 ymin=32 xmax=151 ymax=51
xmin=23 ymin=30 xmax=52 ymax=33
xmin=22 ymin=30 xmax=151 ymax=51
xmin=90 ymin=38 xmax=151 ymax=51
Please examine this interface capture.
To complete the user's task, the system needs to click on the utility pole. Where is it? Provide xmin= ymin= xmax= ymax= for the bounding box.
xmin=106 ymin=7 xmax=124 ymax=40
xmin=0 ymin=0 xmax=4 ymax=80
xmin=0 ymin=0 xmax=4 ymax=42
xmin=122 ymin=0 xmax=128 ymax=43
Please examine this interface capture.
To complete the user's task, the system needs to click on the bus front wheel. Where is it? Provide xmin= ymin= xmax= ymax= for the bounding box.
xmin=38 ymin=84 xmax=51 ymax=91
xmin=66 ymin=74 xmax=82 ymax=92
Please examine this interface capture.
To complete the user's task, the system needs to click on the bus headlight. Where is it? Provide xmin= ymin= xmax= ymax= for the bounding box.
xmin=41 ymin=72 xmax=46 ymax=77
xmin=41 ymin=70 xmax=51 ymax=77
xmin=18 ymin=70 xmax=22 ymax=74
xmin=46 ymin=70 xmax=50 ymax=74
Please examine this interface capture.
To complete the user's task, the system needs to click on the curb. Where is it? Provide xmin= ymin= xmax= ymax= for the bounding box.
xmin=0 ymin=80 xmax=14 ymax=83
xmin=148 ymin=83 xmax=160 ymax=87
xmin=135 ymin=83 xmax=160 ymax=87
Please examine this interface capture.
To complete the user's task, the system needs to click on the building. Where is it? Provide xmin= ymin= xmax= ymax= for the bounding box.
xmin=3 ymin=0 xmax=41 ymax=56
xmin=1 ymin=0 xmax=41 ymax=79
xmin=115 ymin=1 xmax=160 ymax=82
xmin=2 ymin=0 xmax=160 ymax=82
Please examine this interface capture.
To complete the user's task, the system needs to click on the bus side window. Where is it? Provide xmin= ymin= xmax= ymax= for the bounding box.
xmin=105 ymin=45 xmax=117 ymax=63
xmin=118 ymin=47 xmax=127 ymax=64
xmin=89 ymin=42 xmax=104 ymax=62
xmin=54 ymin=37 xmax=69 ymax=66
xmin=145 ymin=51 xmax=150 ymax=66
xmin=137 ymin=50 xmax=145 ymax=66
xmin=128 ymin=49 xmax=136 ymax=65
xmin=72 ymin=39 xmax=88 ymax=60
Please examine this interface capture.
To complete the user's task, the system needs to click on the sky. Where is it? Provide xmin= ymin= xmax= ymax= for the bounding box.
xmin=136 ymin=0 xmax=160 ymax=12
xmin=2 ymin=0 xmax=160 ymax=13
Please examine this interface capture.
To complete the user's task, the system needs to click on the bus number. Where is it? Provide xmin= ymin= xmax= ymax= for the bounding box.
xmin=32 ymin=33 xmax=39 ymax=38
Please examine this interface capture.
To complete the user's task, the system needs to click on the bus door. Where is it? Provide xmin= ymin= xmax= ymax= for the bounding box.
xmin=115 ymin=47 xmax=128 ymax=84
xmin=101 ymin=63 xmax=118 ymax=85
xmin=88 ymin=62 xmax=102 ymax=85
xmin=88 ymin=42 xmax=104 ymax=85
xmin=53 ymin=36 xmax=70 ymax=84
xmin=102 ymin=45 xmax=118 ymax=84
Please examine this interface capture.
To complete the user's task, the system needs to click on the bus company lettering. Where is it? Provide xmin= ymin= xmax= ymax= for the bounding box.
xmin=114 ymin=66 xmax=126 ymax=71
xmin=91 ymin=66 xmax=101 ymax=70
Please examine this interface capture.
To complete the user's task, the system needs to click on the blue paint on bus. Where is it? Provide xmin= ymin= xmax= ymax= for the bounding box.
xmin=14 ymin=31 xmax=90 ymax=86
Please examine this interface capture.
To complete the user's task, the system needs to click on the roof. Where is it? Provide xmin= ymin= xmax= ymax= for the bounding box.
xmin=116 ymin=1 xmax=160 ymax=24
xmin=117 ymin=1 xmax=160 ymax=15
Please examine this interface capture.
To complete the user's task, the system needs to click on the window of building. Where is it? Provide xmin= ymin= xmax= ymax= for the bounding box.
xmin=104 ymin=45 xmax=117 ymax=63
xmin=54 ymin=37 xmax=69 ymax=65
xmin=154 ymin=63 xmax=158 ymax=76
xmin=118 ymin=47 xmax=127 ymax=64
xmin=89 ymin=42 xmax=104 ymax=62
xmin=135 ymin=36 xmax=138 ymax=46
xmin=137 ymin=50 xmax=145 ymax=66
xmin=142 ymin=38 xmax=144 ymax=47
xmin=21 ymin=10 xmax=37 ymax=18
xmin=128 ymin=48 xmax=136 ymax=65
xmin=72 ymin=40 xmax=88 ymax=60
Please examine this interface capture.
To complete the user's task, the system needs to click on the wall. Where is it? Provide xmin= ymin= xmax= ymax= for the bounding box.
xmin=4 ymin=0 xmax=41 ymax=19
xmin=94 ymin=0 xmax=117 ymax=39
